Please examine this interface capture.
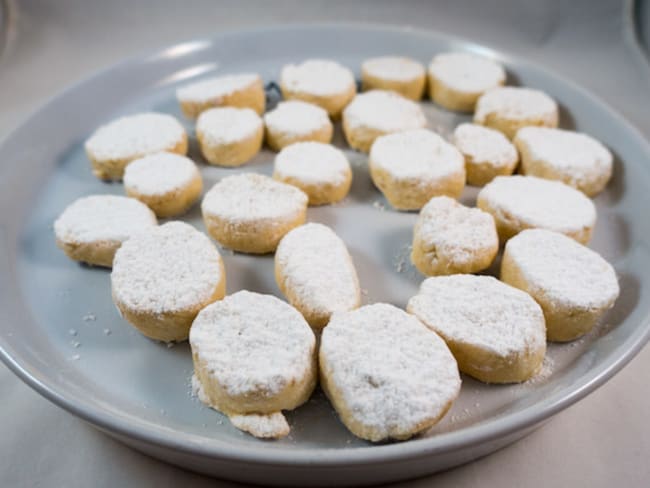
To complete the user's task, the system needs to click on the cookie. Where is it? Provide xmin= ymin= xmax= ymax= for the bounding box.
xmin=476 ymin=175 xmax=596 ymax=244
xmin=176 ymin=73 xmax=265 ymax=118
xmin=201 ymin=173 xmax=308 ymax=254
xmin=361 ymin=56 xmax=426 ymax=101
xmin=407 ymin=274 xmax=546 ymax=383
xmin=428 ymin=52 xmax=506 ymax=112
xmin=320 ymin=303 xmax=461 ymax=442
xmin=501 ymin=229 xmax=620 ymax=342
xmin=264 ymin=100 xmax=333 ymax=151
xmin=474 ymin=86 xmax=559 ymax=139
xmin=54 ymin=195 xmax=157 ymax=267
xmin=411 ymin=196 xmax=498 ymax=276
xmin=453 ymin=123 xmax=519 ymax=186
xmin=280 ymin=59 xmax=356 ymax=118
xmin=342 ymin=90 xmax=427 ymax=153
xmin=196 ymin=107 xmax=264 ymax=166
xmin=123 ymin=152 xmax=203 ymax=217
xmin=275 ymin=223 xmax=361 ymax=329
xmin=111 ymin=221 xmax=225 ymax=342
xmin=514 ymin=127 xmax=613 ymax=196
xmin=368 ymin=129 xmax=465 ymax=210
xmin=85 ymin=112 xmax=187 ymax=180
xmin=272 ymin=142 xmax=352 ymax=205
xmin=190 ymin=291 xmax=316 ymax=439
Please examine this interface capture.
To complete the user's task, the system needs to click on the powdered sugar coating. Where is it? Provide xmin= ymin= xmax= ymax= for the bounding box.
xmin=428 ymin=52 xmax=505 ymax=93
xmin=320 ymin=303 xmax=461 ymax=441
xmin=370 ymin=129 xmax=464 ymax=179
xmin=123 ymin=152 xmax=200 ymax=196
xmin=477 ymin=175 xmax=596 ymax=236
xmin=264 ymin=101 xmax=331 ymax=137
xmin=85 ymin=112 xmax=186 ymax=162
xmin=229 ymin=412 xmax=290 ymax=439
xmin=343 ymin=90 xmax=427 ymax=133
xmin=362 ymin=56 xmax=425 ymax=82
xmin=274 ymin=142 xmax=351 ymax=186
xmin=503 ymin=229 xmax=619 ymax=310
xmin=474 ymin=87 xmax=558 ymax=125
xmin=54 ymin=195 xmax=156 ymax=244
xmin=189 ymin=291 xmax=315 ymax=399
xmin=281 ymin=59 xmax=355 ymax=97
xmin=408 ymin=275 xmax=546 ymax=357
xmin=202 ymin=173 xmax=308 ymax=223
xmin=454 ymin=123 xmax=518 ymax=170
xmin=197 ymin=107 xmax=262 ymax=145
xmin=111 ymin=221 xmax=224 ymax=314
xmin=176 ymin=73 xmax=260 ymax=103
xmin=275 ymin=223 xmax=360 ymax=327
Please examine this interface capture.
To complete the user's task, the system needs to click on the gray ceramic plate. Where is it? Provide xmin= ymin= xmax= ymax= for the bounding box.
xmin=1 ymin=24 xmax=649 ymax=487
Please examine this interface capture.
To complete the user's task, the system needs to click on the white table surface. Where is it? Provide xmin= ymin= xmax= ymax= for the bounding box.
xmin=1 ymin=1 xmax=649 ymax=486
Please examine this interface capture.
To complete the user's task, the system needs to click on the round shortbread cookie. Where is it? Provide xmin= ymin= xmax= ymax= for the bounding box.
xmin=453 ymin=123 xmax=519 ymax=186
xmin=428 ymin=52 xmax=506 ymax=112
xmin=264 ymin=100 xmax=333 ymax=151
xmin=123 ymin=152 xmax=203 ymax=218
xmin=411 ymin=196 xmax=498 ymax=276
xmin=474 ymin=86 xmax=559 ymax=139
xmin=280 ymin=59 xmax=356 ymax=118
xmin=501 ymin=229 xmax=620 ymax=342
xmin=407 ymin=275 xmax=546 ymax=383
xmin=361 ymin=56 xmax=426 ymax=101
xmin=368 ymin=129 xmax=465 ymax=210
xmin=320 ymin=303 xmax=461 ymax=442
xmin=85 ymin=112 xmax=188 ymax=180
xmin=196 ymin=107 xmax=263 ymax=167
xmin=272 ymin=142 xmax=352 ymax=205
xmin=275 ymin=223 xmax=361 ymax=329
xmin=201 ymin=173 xmax=308 ymax=254
xmin=514 ymin=127 xmax=613 ymax=197
xmin=190 ymin=291 xmax=317 ymax=439
xmin=342 ymin=90 xmax=428 ymax=153
xmin=54 ymin=195 xmax=157 ymax=267
xmin=111 ymin=221 xmax=226 ymax=342
xmin=176 ymin=73 xmax=265 ymax=118
xmin=476 ymin=175 xmax=596 ymax=244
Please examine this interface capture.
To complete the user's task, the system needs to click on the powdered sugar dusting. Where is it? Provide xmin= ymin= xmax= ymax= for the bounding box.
xmin=264 ymin=100 xmax=331 ymax=136
xmin=343 ymin=90 xmax=427 ymax=133
xmin=54 ymin=195 xmax=157 ymax=244
xmin=229 ymin=412 xmax=290 ymax=439
xmin=453 ymin=123 xmax=518 ymax=169
xmin=474 ymin=87 xmax=558 ymax=124
xmin=320 ymin=304 xmax=461 ymax=441
xmin=362 ymin=56 xmax=425 ymax=82
xmin=429 ymin=52 xmax=505 ymax=93
xmin=123 ymin=152 xmax=200 ymax=196
xmin=111 ymin=221 xmax=223 ymax=314
xmin=197 ymin=107 xmax=262 ymax=145
xmin=85 ymin=112 xmax=185 ymax=161
xmin=504 ymin=229 xmax=620 ymax=309
xmin=281 ymin=59 xmax=355 ymax=96
xmin=176 ymin=73 xmax=260 ymax=103
xmin=273 ymin=142 xmax=351 ymax=185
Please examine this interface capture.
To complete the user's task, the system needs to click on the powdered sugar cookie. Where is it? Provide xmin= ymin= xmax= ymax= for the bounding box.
xmin=123 ymin=152 xmax=202 ymax=217
xmin=54 ymin=195 xmax=157 ymax=267
xmin=407 ymin=275 xmax=546 ymax=383
xmin=190 ymin=291 xmax=316 ymax=439
xmin=369 ymin=129 xmax=465 ymax=210
xmin=361 ymin=56 xmax=426 ymax=101
xmin=196 ymin=107 xmax=263 ymax=166
xmin=477 ymin=175 xmax=596 ymax=244
xmin=514 ymin=127 xmax=613 ymax=196
xmin=264 ymin=100 xmax=333 ymax=151
xmin=280 ymin=59 xmax=356 ymax=118
xmin=272 ymin=142 xmax=352 ymax=205
xmin=411 ymin=196 xmax=498 ymax=276
xmin=320 ymin=303 xmax=460 ymax=442
xmin=343 ymin=90 xmax=427 ymax=153
xmin=275 ymin=223 xmax=360 ymax=329
xmin=111 ymin=221 xmax=225 ymax=342
xmin=176 ymin=73 xmax=265 ymax=118
xmin=85 ymin=112 xmax=187 ymax=180
xmin=428 ymin=52 xmax=506 ymax=112
xmin=502 ymin=229 xmax=619 ymax=342
xmin=474 ymin=86 xmax=559 ymax=139
xmin=201 ymin=173 xmax=308 ymax=254
xmin=453 ymin=123 xmax=519 ymax=186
